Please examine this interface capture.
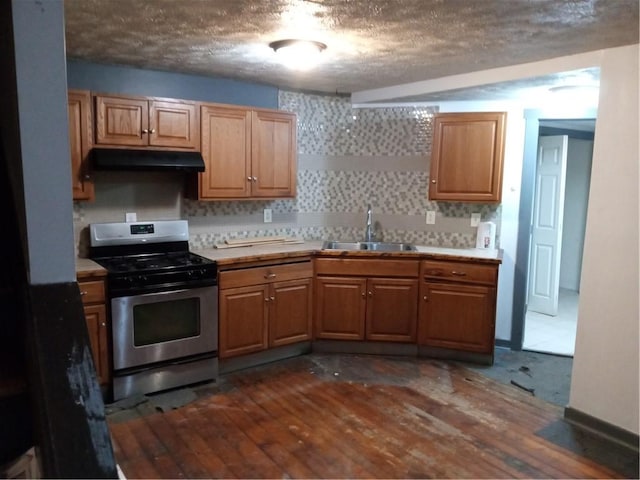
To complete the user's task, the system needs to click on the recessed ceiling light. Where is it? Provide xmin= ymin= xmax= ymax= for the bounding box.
xmin=269 ymin=39 xmax=327 ymax=71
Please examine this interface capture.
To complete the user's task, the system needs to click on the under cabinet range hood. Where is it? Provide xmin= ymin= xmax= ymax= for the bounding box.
xmin=90 ymin=148 xmax=205 ymax=172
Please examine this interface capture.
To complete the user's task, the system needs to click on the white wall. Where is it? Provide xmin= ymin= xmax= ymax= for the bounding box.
xmin=559 ymin=138 xmax=593 ymax=291
xmin=13 ymin=0 xmax=76 ymax=284
xmin=569 ymin=44 xmax=639 ymax=434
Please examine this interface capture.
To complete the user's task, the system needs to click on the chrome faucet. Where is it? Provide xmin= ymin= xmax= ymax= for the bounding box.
xmin=365 ymin=204 xmax=373 ymax=242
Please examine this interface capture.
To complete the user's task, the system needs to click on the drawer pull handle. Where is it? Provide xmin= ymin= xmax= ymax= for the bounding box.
xmin=80 ymin=291 xmax=88 ymax=296
xmin=265 ymin=273 xmax=276 ymax=279
xmin=451 ymin=271 xmax=467 ymax=276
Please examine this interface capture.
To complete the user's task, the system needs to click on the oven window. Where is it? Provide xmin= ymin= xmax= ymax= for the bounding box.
xmin=133 ymin=298 xmax=200 ymax=346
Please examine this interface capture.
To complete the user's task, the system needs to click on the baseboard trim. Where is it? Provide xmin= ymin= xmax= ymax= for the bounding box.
xmin=564 ymin=407 xmax=639 ymax=452
xmin=495 ymin=338 xmax=512 ymax=349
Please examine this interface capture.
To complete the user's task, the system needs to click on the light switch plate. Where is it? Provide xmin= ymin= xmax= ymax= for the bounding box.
xmin=125 ymin=212 xmax=137 ymax=223
xmin=263 ymin=208 xmax=272 ymax=223
xmin=426 ymin=211 xmax=436 ymax=225
xmin=471 ymin=213 xmax=481 ymax=227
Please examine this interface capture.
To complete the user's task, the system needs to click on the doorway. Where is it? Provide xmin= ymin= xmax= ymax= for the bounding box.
xmin=521 ymin=119 xmax=595 ymax=357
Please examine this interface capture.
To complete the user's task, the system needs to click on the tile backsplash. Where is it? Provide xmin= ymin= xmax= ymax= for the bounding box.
xmin=74 ymin=91 xmax=500 ymax=255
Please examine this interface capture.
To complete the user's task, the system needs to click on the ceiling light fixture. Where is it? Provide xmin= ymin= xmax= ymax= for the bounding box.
xmin=269 ymin=39 xmax=327 ymax=71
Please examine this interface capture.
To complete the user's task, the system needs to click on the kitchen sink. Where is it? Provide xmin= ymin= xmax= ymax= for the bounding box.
xmin=322 ymin=240 xmax=417 ymax=252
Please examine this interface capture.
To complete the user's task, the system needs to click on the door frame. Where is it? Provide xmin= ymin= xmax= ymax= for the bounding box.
xmin=510 ymin=107 xmax=597 ymax=350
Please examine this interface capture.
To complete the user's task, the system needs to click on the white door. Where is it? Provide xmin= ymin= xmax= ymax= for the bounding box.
xmin=527 ymin=135 xmax=568 ymax=315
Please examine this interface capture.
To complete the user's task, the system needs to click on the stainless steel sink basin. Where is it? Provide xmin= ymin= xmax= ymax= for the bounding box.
xmin=322 ymin=240 xmax=416 ymax=252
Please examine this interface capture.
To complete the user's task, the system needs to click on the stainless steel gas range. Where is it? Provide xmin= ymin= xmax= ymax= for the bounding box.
xmin=89 ymin=220 xmax=218 ymax=401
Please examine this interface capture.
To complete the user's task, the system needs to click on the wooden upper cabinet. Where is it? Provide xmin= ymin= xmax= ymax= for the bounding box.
xmin=199 ymin=104 xmax=252 ymax=199
xmin=68 ymin=89 xmax=94 ymax=201
xmin=95 ymin=95 xmax=148 ymax=146
xmin=251 ymin=110 xmax=297 ymax=198
xmin=429 ymin=112 xmax=506 ymax=203
xmin=94 ymin=94 xmax=198 ymax=150
xmin=149 ymin=99 xmax=199 ymax=149
xmin=195 ymin=103 xmax=297 ymax=200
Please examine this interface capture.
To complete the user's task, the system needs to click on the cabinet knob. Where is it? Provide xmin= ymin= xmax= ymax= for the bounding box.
xmin=265 ymin=297 xmax=270 ymax=302
xmin=451 ymin=271 xmax=467 ymax=276
xmin=149 ymin=128 xmax=156 ymax=134
xmin=368 ymin=291 xmax=373 ymax=297
xmin=270 ymin=296 xmax=275 ymax=301
xmin=423 ymin=295 xmax=428 ymax=301
xmin=100 ymin=322 xmax=106 ymax=327
xmin=247 ymin=176 xmax=253 ymax=181
xmin=265 ymin=273 xmax=276 ymax=279
xmin=80 ymin=291 xmax=87 ymax=296
xmin=252 ymin=176 xmax=258 ymax=182
xmin=361 ymin=292 xmax=366 ymax=298
xmin=431 ymin=179 xmax=436 ymax=184
xmin=142 ymin=129 xmax=149 ymax=134
xmin=84 ymin=174 xmax=91 ymax=180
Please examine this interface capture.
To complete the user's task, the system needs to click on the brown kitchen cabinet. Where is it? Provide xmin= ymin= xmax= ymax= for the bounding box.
xmin=78 ymin=277 xmax=110 ymax=385
xmin=94 ymin=94 xmax=199 ymax=150
xmin=195 ymin=104 xmax=297 ymax=200
xmin=314 ymin=258 xmax=420 ymax=343
xmin=418 ymin=259 xmax=498 ymax=354
xmin=68 ymin=89 xmax=94 ymax=201
xmin=429 ymin=111 xmax=506 ymax=203
xmin=218 ymin=261 xmax=312 ymax=359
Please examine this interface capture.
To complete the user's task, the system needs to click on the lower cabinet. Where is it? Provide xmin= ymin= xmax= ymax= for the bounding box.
xmin=78 ymin=277 xmax=110 ymax=385
xmin=314 ymin=258 xmax=420 ymax=343
xmin=218 ymin=261 xmax=313 ymax=359
xmin=418 ymin=260 xmax=498 ymax=354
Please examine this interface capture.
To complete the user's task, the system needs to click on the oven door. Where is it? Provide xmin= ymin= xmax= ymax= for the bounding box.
xmin=111 ymin=285 xmax=218 ymax=371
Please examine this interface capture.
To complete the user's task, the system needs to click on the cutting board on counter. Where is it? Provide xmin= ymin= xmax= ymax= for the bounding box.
xmin=214 ymin=236 xmax=304 ymax=249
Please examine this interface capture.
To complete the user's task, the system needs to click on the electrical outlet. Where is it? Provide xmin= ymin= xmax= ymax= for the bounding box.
xmin=471 ymin=213 xmax=481 ymax=227
xmin=426 ymin=211 xmax=436 ymax=225
xmin=263 ymin=208 xmax=272 ymax=223
xmin=125 ymin=212 xmax=137 ymax=223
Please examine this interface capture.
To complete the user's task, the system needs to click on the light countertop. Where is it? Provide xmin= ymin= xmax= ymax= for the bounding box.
xmin=76 ymin=241 xmax=502 ymax=276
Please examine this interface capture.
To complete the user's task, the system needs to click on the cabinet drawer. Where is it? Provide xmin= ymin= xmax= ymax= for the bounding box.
xmin=78 ymin=280 xmax=105 ymax=304
xmin=220 ymin=261 xmax=312 ymax=289
xmin=421 ymin=260 xmax=497 ymax=286
xmin=315 ymin=258 xmax=419 ymax=278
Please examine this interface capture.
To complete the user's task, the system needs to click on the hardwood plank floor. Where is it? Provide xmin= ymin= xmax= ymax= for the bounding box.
xmin=108 ymin=354 xmax=625 ymax=479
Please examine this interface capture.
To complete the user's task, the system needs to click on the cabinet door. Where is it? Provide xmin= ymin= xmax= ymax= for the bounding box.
xmin=429 ymin=112 xmax=506 ymax=203
xmin=200 ymin=105 xmax=252 ymax=199
xmin=270 ymin=278 xmax=312 ymax=347
xmin=251 ymin=110 xmax=297 ymax=198
xmin=149 ymin=99 xmax=199 ymax=149
xmin=315 ymin=277 xmax=366 ymax=340
xmin=418 ymin=282 xmax=496 ymax=353
xmin=219 ymin=284 xmax=269 ymax=358
xmin=366 ymin=278 xmax=418 ymax=343
xmin=83 ymin=304 xmax=109 ymax=385
xmin=95 ymin=95 xmax=149 ymax=146
xmin=68 ymin=90 xmax=94 ymax=201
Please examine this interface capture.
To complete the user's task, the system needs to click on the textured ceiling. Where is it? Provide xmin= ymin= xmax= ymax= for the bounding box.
xmin=64 ymin=0 xmax=639 ymax=101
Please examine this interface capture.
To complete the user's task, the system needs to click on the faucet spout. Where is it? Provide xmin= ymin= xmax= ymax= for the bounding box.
xmin=365 ymin=204 xmax=373 ymax=242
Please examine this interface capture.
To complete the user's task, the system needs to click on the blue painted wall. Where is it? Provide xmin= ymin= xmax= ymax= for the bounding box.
xmin=66 ymin=59 xmax=279 ymax=108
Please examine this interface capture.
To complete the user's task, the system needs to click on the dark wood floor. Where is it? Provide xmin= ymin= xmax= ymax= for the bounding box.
xmin=109 ymin=354 xmax=624 ymax=479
